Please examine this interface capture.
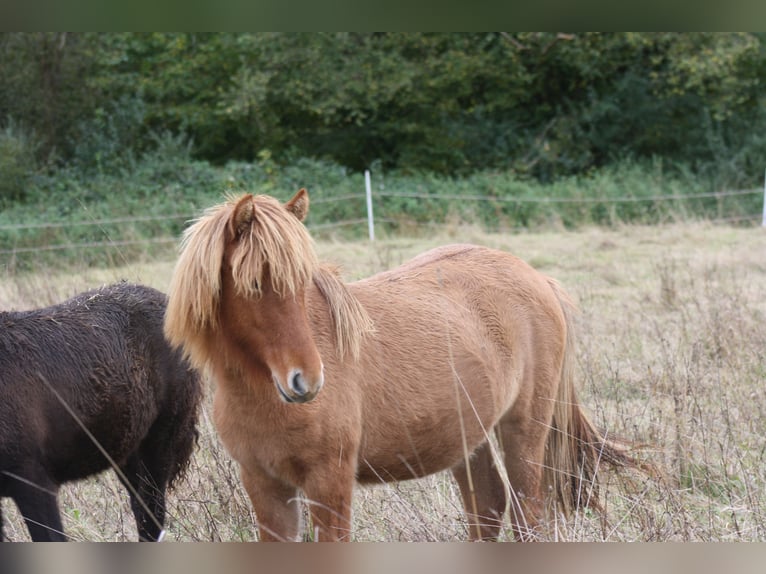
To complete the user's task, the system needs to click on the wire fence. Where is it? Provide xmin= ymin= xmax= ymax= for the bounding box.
xmin=0 ymin=185 xmax=763 ymax=258
xmin=375 ymin=188 xmax=760 ymax=204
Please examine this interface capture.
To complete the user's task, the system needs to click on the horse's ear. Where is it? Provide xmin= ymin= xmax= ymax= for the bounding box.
xmin=229 ymin=194 xmax=255 ymax=239
xmin=285 ymin=188 xmax=309 ymax=222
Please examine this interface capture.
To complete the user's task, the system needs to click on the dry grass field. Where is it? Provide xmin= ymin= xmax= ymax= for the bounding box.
xmin=1 ymin=221 xmax=765 ymax=542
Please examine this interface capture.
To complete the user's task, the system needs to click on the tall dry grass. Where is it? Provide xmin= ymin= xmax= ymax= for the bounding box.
xmin=1 ymin=222 xmax=764 ymax=541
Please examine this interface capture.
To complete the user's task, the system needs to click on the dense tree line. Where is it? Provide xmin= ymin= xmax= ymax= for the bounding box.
xmin=2 ymin=32 xmax=766 ymax=200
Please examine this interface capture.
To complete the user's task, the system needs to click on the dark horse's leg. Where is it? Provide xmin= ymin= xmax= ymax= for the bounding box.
xmin=6 ymin=468 xmax=66 ymax=541
xmin=118 ymin=451 xmax=170 ymax=542
xmin=117 ymin=386 xmax=199 ymax=542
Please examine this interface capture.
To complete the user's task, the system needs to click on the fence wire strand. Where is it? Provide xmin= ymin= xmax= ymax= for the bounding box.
xmin=0 ymin=187 xmax=761 ymax=256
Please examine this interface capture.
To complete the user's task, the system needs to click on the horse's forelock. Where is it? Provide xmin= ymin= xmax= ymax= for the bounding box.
xmin=230 ymin=195 xmax=319 ymax=299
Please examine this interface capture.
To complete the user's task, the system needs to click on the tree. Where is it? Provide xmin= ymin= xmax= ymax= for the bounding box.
xmin=1 ymin=32 xmax=764 ymax=184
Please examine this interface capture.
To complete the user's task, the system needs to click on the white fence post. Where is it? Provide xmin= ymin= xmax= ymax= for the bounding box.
xmin=762 ymin=169 xmax=766 ymax=227
xmin=365 ymin=170 xmax=375 ymax=241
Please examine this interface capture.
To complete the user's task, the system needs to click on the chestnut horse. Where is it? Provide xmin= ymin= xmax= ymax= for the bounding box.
xmin=165 ymin=189 xmax=636 ymax=542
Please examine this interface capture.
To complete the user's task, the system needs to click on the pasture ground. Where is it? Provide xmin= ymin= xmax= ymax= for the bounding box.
xmin=1 ymin=221 xmax=764 ymax=541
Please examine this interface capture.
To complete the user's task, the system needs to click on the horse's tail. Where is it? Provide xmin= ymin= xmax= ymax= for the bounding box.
xmin=543 ymin=278 xmax=644 ymax=517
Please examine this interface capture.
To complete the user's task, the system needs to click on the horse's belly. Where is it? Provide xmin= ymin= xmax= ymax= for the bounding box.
xmin=353 ymin=339 xmax=516 ymax=484
xmin=356 ymin=452 xmax=458 ymax=483
xmin=356 ymin=406 xmax=496 ymax=483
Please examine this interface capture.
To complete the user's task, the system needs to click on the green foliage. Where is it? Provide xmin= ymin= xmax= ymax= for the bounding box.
xmin=0 ymin=155 xmax=760 ymax=271
xmin=3 ymin=33 xmax=766 ymax=186
xmin=0 ymin=33 xmax=104 ymax=161
xmin=0 ymin=119 xmax=39 ymax=205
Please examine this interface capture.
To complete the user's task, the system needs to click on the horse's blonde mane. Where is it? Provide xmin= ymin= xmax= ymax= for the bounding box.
xmin=313 ymin=265 xmax=374 ymax=360
xmin=164 ymin=193 xmax=371 ymax=368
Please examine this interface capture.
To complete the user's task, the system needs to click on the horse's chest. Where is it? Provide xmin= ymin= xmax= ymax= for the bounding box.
xmin=212 ymin=388 xmax=330 ymax=485
xmin=214 ymin=391 xmax=272 ymax=453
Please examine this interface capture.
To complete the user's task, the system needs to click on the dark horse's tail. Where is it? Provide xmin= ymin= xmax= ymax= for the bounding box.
xmin=543 ymin=278 xmax=647 ymax=517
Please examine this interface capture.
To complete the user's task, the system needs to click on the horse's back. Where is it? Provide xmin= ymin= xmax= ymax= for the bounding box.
xmin=356 ymin=243 xmax=562 ymax=329
xmin=360 ymin=243 xmax=555 ymax=295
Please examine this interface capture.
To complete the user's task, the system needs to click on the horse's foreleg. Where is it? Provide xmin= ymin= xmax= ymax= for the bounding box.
xmin=240 ymin=465 xmax=302 ymax=542
xmin=451 ymin=440 xmax=507 ymax=541
xmin=301 ymin=469 xmax=355 ymax=542
xmin=7 ymin=471 xmax=65 ymax=542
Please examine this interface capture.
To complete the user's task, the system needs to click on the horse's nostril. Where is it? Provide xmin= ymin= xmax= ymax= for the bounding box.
xmin=290 ymin=370 xmax=307 ymax=396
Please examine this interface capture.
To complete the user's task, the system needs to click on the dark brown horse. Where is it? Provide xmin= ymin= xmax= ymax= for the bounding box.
xmin=165 ymin=189 xmax=639 ymax=541
xmin=0 ymin=282 xmax=202 ymax=542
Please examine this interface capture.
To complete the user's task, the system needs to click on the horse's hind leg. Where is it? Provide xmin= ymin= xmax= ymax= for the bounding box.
xmin=495 ymin=406 xmax=555 ymax=541
xmin=451 ymin=440 xmax=507 ymax=541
